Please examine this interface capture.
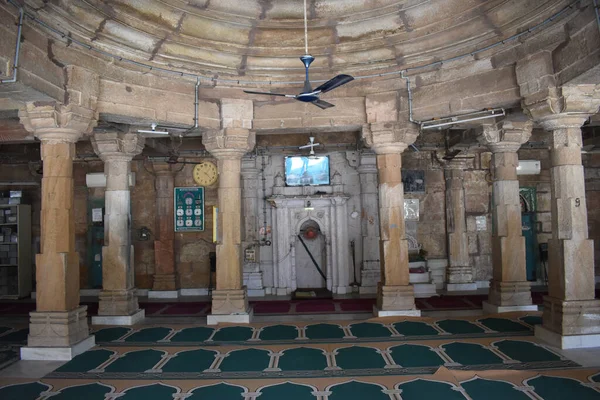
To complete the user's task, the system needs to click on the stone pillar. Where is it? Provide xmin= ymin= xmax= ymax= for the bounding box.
xmin=537 ymin=112 xmax=600 ymax=347
xmin=205 ymin=99 xmax=255 ymax=325
xmin=91 ymin=132 xmax=145 ymax=325
xmin=443 ymin=157 xmax=478 ymax=292
xmin=241 ymin=157 xmax=264 ymax=296
xmin=149 ymin=162 xmax=179 ymax=298
xmin=362 ymin=123 xmax=420 ymax=317
xmin=18 ymin=102 xmax=96 ymax=360
xmin=516 ymin=51 xmax=600 ymax=347
xmin=479 ymin=114 xmax=536 ymax=313
xmin=357 ymin=152 xmax=381 ymax=294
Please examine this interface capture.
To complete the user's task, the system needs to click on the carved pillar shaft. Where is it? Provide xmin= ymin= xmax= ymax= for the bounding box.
xmin=216 ymin=156 xmax=244 ymax=290
xmin=37 ymin=139 xmax=80 ymax=312
xmin=444 ymin=158 xmax=474 ymax=288
xmin=540 ymin=115 xmax=600 ymax=336
xmin=19 ymin=99 xmax=97 ymax=351
xmin=377 ymin=152 xmax=410 ymax=287
xmin=241 ymin=158 xmax=263 ymax=294
xmin=358 ymin=152 xmax=380 ymax=292
xmin=362 ymin=122 xmax=419 ymax=315
xmin=480 ymin=115 xmax=533 ymax=310
xmin=152 ymin=163 xmax=178 ymax=291
xmin=516 ymin=52 xmax=600 ymax=345
xmin=91 ymin=132 xmax=144 ymax=318
xmin=204 ymin=99 xmax=255 ymax=322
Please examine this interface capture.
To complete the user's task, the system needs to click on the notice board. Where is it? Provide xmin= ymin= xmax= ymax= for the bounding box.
xmin=174 ymin=187 xmax=205 ymax=232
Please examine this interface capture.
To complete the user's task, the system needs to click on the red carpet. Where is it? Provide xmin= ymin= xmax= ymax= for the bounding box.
xmin=1 ymin=291 xmax=596 ymax=317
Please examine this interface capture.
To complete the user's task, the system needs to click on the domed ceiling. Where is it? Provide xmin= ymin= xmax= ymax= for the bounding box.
xmin=29 ymin=0 xmax=572 ymax=83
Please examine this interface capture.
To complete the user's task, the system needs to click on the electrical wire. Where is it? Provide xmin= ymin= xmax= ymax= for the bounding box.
xmin=2 ymin=0 xmax=581 ymax=86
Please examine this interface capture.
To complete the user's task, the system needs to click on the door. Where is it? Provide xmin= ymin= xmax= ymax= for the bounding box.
xmin=87 ymin=197 xmax=105 ymax=288
xmin=295 ymin=233 xmax=326 ymax=289
xmin=519 ymin=188 xmax=538 ymax=282
xmin=521 ymin=212 xmax=537 ymax=282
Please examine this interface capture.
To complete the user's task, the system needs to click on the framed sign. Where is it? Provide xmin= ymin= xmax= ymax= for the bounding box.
xmin=174 ymin=187 xmax=205 ymax=232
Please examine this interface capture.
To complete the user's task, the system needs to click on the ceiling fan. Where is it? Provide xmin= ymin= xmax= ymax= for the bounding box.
xmin=299 ymin=136 xmax=320 ymax=156
xmin=243 ymin=0 xmax=354 ymax=109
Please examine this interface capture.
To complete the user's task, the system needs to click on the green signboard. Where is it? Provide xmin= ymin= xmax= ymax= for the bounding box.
xmin=174 ymin=187 xmax=205 ymax=232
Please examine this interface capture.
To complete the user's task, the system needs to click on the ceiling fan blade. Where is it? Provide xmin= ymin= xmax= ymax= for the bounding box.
xmin=243 ymin=90 xmax=295 ymax=98
xmin=314 ymin=74 xmax=354 ymax=94
xmin=299 ymin=143 xmax=321 ymax=149
xmin=311 ymin=99 xmax=335 ymax=109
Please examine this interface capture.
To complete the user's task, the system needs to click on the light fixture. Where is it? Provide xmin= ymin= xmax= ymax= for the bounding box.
xmin=420 ymin=108 xmax=505 ymax=130
xmin=137 ymin=123 xmax=169 ymax=135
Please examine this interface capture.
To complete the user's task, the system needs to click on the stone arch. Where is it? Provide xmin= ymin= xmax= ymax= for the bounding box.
xmin=294 ymin=215 xmax=328 ymax=239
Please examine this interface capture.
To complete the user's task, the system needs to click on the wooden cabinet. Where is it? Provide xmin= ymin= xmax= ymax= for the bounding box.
xmin=0 ymin=204 xmax=32 ymax=299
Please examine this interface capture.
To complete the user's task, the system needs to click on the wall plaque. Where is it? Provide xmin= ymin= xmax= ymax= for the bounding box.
xmin=174 ymin=187 xmax=205 ymax=232
xmin=404 ymin=199 xmax=420 ymax=221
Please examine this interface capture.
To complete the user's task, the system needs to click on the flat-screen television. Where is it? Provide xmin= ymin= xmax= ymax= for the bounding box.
xmin=285 ymin=156 xmax=330 ymax=186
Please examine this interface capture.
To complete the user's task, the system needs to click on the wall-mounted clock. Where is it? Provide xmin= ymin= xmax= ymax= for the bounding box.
xmin=193 ymin=161 xmax=218 ymax=186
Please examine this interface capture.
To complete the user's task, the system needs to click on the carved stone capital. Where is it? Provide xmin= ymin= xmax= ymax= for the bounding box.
xmin=203 ymin=128 xmax=256 ymax=159
xmin=151 ymin=161 xmax=179 ymax=176
xmin=521 ymin=83 xmax=600 ymax=127
xmin=19 ymin=102 xmax=97 ymax=143
xmin=362 ymin=122 xmax=419 ymax=154
xmin=91 ymin=132 xmax=145 ymax=161
xmin=441 ymin=155 xmax=475 ymax=171
xmin=480 ymin=113 xmax=532 ymax=153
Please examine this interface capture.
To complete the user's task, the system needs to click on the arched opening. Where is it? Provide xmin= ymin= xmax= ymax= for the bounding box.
xmin=294 ymin=219 xmax=327 ymax=295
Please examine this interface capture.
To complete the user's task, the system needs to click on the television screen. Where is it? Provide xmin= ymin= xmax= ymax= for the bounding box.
xmin=285 ymin=156 xmax=330 ymax=186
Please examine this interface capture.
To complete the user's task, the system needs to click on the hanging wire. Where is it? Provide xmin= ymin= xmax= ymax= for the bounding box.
xmin=303 ymin=0 xmax=309 ymax=55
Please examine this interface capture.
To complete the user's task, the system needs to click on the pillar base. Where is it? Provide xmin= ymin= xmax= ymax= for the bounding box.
xmin=446 ymin=266 xmax=474 ymax=286
xmin=482 ymin=301 xmax=539 ymax=314
xmin=376 ymin=284 xmax=417 ymax=313
xmin=373 ymin=305 xmax=421 ymax=317
xmin=98 ymin=289 xmax=139 ymax=316
xmin=151 ymin=272 xmax=178 ymax=292
xmin=542 ymin=296 xmax=600 ymax=336
xmin=148 ymin=290 xmax=179 ymax=299
xmin=92 ymin=309 xmax=145 ymax=326
xmin=210 ymin=288 xmax=249 ymax=315
xmin=207 ymin=308 xmax=254 ymax=325
xmin=487 ymin=279 xmax=533 ymax=307
xmin=21 ymin=335 xmax=96 ymax=361
xmin=446 ymin=283 xmax=478 ymax=292
xmin=535 ymin=325 xmax=600 ymax=349
xmin=27 ymin=306 xmax=90 ymax=348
